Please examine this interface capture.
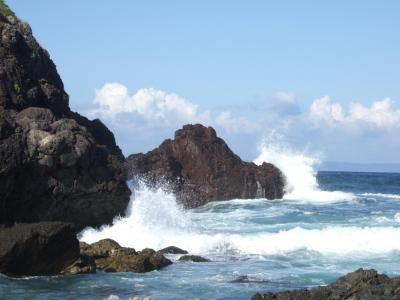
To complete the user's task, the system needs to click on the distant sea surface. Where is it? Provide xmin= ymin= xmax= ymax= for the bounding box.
xmin=2 ymin=171 xmax=400 ymax=300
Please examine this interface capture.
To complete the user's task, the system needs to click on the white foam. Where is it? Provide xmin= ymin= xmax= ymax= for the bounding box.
xmin=361 ymin=193 xmax=400 ymax=200
xmin=80 ymin=186 xmax=191 ymax=249
xmin=254 ymin=138 xmax=354 ymax=203
xmin=395 ymin=212 xmax=400 ymax=223
xmin=80 ymin=186 xmax=400 ymax=256
xmin=103 ymin=296 xmax=120 ymax=300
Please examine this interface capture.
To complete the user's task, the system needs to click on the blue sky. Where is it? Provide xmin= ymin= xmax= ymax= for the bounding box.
xmin=8 ymin=1 xmax=400 ymax=164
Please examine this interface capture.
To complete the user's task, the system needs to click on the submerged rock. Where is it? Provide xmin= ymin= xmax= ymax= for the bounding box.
xmin=178 ymin=255 xmax=210 ymax=262
xmin=158 ymin=246 xmax=188 ymax=255
xmin=252 ymin=268 xmax=400 ymax=300
xmin=230 ymin=275 xmax=269 ymax=283
xmin=0 ymin=5 xmax=130 ymax=230
xmin=0 ymin=222 xmax=79 ymax=276
xmin=80 ymin=239 xmax=172 ymax=273
xmin=127 ymin=124 xmax=285 ymax=208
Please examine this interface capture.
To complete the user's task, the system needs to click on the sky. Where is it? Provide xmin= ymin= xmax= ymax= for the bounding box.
xmin=7 ymin=0 xmax=400 ymax=165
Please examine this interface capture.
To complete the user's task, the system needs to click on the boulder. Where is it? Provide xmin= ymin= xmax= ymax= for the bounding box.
xmin=178 ymin=255 xmax=210 ymax=262
xmin=127 ymin=124 xmax=284 ymax=208
xmin=0 ymin=222 xmax=79 ymax=276
xmin=158 ymin=246 xmax=188 ymax=255
xmin=101 ymin=251 xmax=172 ymax=273
xmin=0 ymin=7 xmax=131 ymax=230
xmin=252 ymin=268 xmax=400 ymax=300
xmin=61 ymin=255 xmax=96 ymax=275
xmin=80 ymin=239 xmax=172 ymax=273
xmin=80 ymin=239 xmax=126 ymax=258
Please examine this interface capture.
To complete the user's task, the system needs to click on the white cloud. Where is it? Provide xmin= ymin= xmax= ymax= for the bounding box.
xmin=273 ymin=91 xmax=301 ymax=115
xmin=93 ymin=83 xmax=202 ymax=123
xmin=275 ymin=91 xmax=296 ymax=104
xmin=215 ymin=111 xmax=259 ymax=134
xmin=310 ymin=96 xmax=400 ymax=129
xmin=91 ymin=82 xmax=259 ymax=134
xmin=310 ymin=96 xmax=344 ymax=122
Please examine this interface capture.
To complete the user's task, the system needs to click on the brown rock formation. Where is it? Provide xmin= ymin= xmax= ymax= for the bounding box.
xmin=127 ymin=124 xmax=285 ymax=208
xmin=80 ymin=239 xmax=172 ymax=273
xmin=252 ymin=268 xmax=400 ymax=300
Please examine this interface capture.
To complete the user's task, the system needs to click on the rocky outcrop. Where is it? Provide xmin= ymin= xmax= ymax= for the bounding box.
xmin=158 ymin=246 xmax=188 ymax=255
xmin=252 ymin=269 xmax=400 ymax=300
xmin=0 ymin=8 xmax=130 ymax=230
xmin=0 ymin=222 xmax=79 ymax=276
xmin=80 ymin=239 xmax=172 ymax=273
xmin=178 ymin=255 xmax=210 ymax=262
xmin=127 ymin=124 xmax=284 ymax=208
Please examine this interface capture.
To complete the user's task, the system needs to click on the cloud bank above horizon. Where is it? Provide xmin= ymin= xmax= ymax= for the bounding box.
xmin=90 ymin=82 xmax=400 ymax=164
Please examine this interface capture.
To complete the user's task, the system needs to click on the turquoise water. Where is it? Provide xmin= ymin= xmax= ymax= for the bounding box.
xmin=2 ymin=171 xmax=400 ymax=300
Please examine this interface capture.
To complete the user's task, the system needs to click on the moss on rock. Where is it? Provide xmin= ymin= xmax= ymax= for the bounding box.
xmin=0 ymin=0 xmax=16 ymax=18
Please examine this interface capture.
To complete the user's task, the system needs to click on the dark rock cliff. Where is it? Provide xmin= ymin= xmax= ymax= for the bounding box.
xmin=252 ymin=268 xmax=400 ymax=300
xmin=0 ymin=222 xmax=80 ymax=276
xmin=127 ymin=124 xmax=285 ymax=208
xmin=0 ymin=9 xmax=131 ymax=230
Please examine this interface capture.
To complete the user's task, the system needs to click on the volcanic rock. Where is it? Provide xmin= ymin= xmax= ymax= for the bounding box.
xmin=127 ymin=124 xmax=285 ymax=208
xmin=0 ymin=7 xmax=130 ymax=230
xmin=0 ymin=222 xmax=79 ymax=276
xmin=80 ymin=239 xmax=172 ymax=273
xmin=178 ymin=255 xmax=210 ymax=262
xmin=252 ymin=268 xmax=400 ymax=300
xmin=158 ymin=246 xmax=188 ymax=255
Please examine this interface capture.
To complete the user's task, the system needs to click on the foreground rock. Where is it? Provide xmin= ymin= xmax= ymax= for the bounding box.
xmin=127 ymin=124 xmax=285 ymax=208
xmin=0 ymin=5 xmax=130 ymax=230
xmin=0 ymin=222 xmax=79 ymax=276
xmin=178 ymin=255 xmax=210 ymax=262
xmin=158 ymin=246 xmax=188 ymax=254
xmin=252 ymin=269 xmax=400 ymax=300
xmin=80 ymin=239 xmax=172 ymax=273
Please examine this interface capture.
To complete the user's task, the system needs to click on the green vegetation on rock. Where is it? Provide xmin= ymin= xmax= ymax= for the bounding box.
xmin=0 ymin=0 xmax=16 ymax=18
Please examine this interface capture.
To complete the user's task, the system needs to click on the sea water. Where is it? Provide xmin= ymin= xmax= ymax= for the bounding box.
xmin=2 ymin=145 xmax=400 ymax=300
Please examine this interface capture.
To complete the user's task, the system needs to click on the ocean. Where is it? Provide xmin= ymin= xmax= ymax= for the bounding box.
xmin=2 ymin=146 xmax=400 ymax=300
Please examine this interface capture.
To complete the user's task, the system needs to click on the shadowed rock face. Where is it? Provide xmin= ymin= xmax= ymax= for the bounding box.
xmin=252 ymin=269 xmax=400 ymax=300
xmin=0 ymin=222 xmax=79 ymax=276
xmin=0 ymin=12 xmax=130 ymax=230
xmin=127 ymin=124 xmax=285 ymax=208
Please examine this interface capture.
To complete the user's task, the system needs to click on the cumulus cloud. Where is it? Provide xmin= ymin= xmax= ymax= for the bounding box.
xmin=87 ymin=84 xmax=400 ymax=162
xmin=91 ymin=82 xmax=259 ymax=135
xmin=272 ymin=91 xmax=301 ymax=115
xmin=310 ymin=96 xmax=344 ymax=122
xmin=215 ymin=111 xmax=259 ymax=134
xmin=93 ymin=83 xmax=205 ymax=124
xmin=310 ymin=96 xmax=400 ymax=130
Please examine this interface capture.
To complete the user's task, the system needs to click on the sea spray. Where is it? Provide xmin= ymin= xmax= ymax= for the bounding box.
xmin=254 ymin=136 xmax=354 ymax=202
xmin=80 ymin=184 xmax=400 ymax=256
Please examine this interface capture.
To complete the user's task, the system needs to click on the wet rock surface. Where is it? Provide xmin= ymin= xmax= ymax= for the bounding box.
xmin=178 ymin=255 xmax=210 ymax=262
xmin=0 ymin=10 xmax=130 ymax=230
xmin=0 ymin=222 xmax=79 ymax=276
xmin=158 ymin=246 xmax=188 ymax=254
xmin=127 ymin=124 xmax=285 ymax=208
xmin=80 ymin=239 xmax=172 ymax=273
xmin=252 ymin=269 xmax=400 ymax=300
